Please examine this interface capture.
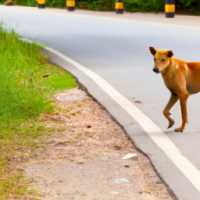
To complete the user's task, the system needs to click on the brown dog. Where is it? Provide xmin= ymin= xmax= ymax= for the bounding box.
xmin=149 ymin=46 xmax=200 ymax=132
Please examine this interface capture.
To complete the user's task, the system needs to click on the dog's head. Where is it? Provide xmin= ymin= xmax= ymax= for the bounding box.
xmin=149 ymin=47 xmax=173 ymax=74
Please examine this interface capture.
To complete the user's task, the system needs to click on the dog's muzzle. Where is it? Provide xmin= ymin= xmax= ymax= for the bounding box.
xmin=153 ymin=68 xmax=160 ymax=74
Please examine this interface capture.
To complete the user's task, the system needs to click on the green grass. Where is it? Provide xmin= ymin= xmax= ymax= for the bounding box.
xmin=0 ymin=22 xmax=76 ymax=199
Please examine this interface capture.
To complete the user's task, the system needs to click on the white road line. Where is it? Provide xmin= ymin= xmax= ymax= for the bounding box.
xmin=45 ymin=46 xmax=200 ymax=192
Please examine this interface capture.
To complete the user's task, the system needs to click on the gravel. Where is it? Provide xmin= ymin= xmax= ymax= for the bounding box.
xmin=21 ymin=88 xmax=173 ymax=200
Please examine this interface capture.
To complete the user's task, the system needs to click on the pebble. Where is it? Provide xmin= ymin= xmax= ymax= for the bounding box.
xmin=115 ymin=178 xmax=129 ymax=183
xmin=122 ymin=153 xmax=138 ymax=160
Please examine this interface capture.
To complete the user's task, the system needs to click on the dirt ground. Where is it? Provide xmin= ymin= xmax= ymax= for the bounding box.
xmin=20 ymin=88 xmax=173 ymax=200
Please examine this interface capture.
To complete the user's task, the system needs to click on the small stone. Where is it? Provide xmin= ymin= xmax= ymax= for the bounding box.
xmin=77 ymin=161 xmax=85 ymax=164
xmin=135 ymin=100 xmax=142 ymax=104
xmin=114 ymin=146 xmax=122 ymax=150
xmin=139 ymin=191 xmax=145 ymax=195
xmin=122 ymin=153 xmax=138 ymax=160
xmin=42 ymin=74 xmax=49 ymax=78
xmin=115 ymin=178 xmax=129 ymax=183
xmin=111 ymin=191 xmax=119 ymax=194
xmin=145 ymin=189 xmax=152 ymax=195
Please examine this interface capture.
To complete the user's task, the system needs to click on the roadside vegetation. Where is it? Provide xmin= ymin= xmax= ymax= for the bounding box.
xmin=0 ymin=23 xmax=76 ymax=199
xmin=0 ymin=0 xmax=200 ymax=15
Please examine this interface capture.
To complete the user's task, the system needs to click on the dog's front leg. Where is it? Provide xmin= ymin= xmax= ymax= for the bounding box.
xmin=174 ymin=92 xmax=189 ymax=132
xmin=163 ymin=93 xmax=179 ymax=129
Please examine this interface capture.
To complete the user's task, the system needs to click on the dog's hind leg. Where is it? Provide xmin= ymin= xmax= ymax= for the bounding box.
xmin=163 ymin=93 xmax=179 ymax=129
xmin=174 ymin=91 xmax=189 ymax=132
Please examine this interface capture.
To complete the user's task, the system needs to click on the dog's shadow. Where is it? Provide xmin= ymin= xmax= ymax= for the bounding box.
xmin=165 ymin=130 xmax=196 ymax=135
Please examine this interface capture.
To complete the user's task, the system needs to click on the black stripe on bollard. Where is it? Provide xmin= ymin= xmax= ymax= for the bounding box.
xmin=67 ymin=7 xmax=75 ymax=11
xmin=165 ymin=0 xmax=175 ymax=18
xmin=115 ymin=0 xmax=123 ymax=14
xmin=166 ymin=13 xmax=175 ymax=18
xmin=38 ymin=4 xmax=45 ymax=8
xmin=165 ymin=0 xmax=175 ymax=3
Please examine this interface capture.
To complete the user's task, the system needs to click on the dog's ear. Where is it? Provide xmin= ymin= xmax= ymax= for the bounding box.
xmin=167 ymin=50 xmax=174 ymax=57
xmin=149 ymin=47 xmax=157 ymax=56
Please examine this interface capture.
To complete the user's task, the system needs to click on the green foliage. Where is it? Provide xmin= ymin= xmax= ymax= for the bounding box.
xmin=0 ymin=173 xmax=37 ymax=199
xmin=0 ymin=23 xmax=76 ymax=198
xmin=177 ymin=0 xmax=198 ymax=7
xmin=124 ymin=0 xmax=163 ymax=13
xmin=0 ymin=23 xmax=76 ymax=132
xmin=176 ymin=0 xmax=200 ymax=14
xmin=76 ymin=0 xmax=115 ymax=11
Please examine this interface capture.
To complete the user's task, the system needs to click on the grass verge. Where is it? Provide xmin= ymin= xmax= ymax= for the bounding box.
xmin=0 ymin=22 xmax=76 ymax=199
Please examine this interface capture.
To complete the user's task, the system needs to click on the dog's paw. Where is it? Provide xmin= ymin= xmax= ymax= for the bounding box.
xmin=167 ymin=119 xmax=175 ymax=129
xmin=174 ymin=127 xmax=184 ymax=132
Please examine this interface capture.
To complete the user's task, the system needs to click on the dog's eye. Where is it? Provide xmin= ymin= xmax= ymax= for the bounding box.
xmin=154 ymin=58 xmax=156 ymax=62
xmin=161 ymin=59 xmax=166 ymax=62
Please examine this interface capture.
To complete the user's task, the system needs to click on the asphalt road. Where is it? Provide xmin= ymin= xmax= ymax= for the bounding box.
xmin=1 ymin=6 xmax=200 ymax=200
